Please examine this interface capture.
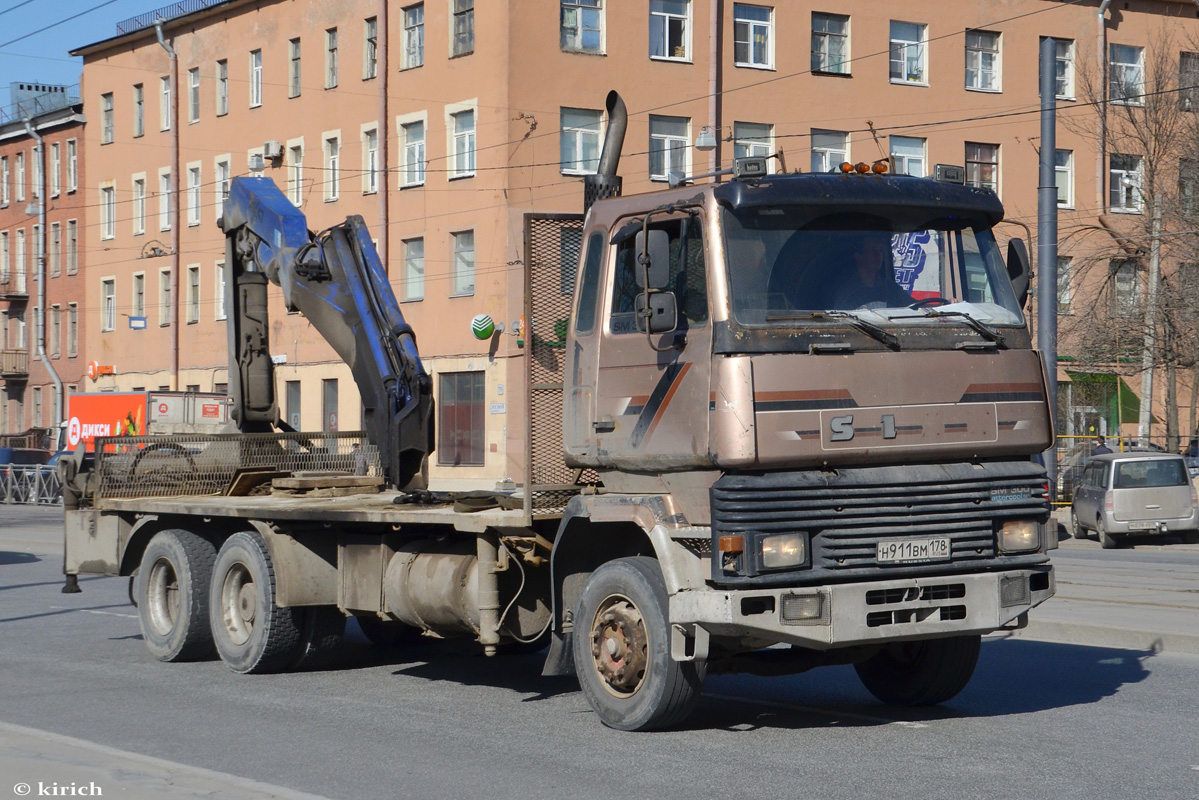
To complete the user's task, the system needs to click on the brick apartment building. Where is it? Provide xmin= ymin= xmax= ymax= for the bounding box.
xmin=67 ymin=0 xmax=1199 ymax=484
xmin=0 ymin=83 xmax=87 ymax=438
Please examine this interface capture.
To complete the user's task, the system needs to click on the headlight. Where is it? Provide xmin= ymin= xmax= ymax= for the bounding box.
xmin=999 ymin=520 xmax=1040 ymax=553
xmin=761 ymin=533 xmax=807 ymax=569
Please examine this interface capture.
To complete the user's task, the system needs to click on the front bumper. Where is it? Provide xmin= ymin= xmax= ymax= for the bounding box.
xmin=670 ymin=566 xmax=1054 ymax=650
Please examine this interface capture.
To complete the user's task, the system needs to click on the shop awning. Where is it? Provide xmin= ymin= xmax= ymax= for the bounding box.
xmin=1064 ymin=370 xmax=1158 ymax=427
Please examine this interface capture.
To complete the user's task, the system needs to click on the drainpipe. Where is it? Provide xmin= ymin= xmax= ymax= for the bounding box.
xmin=1097 ymin=0 xmax=1112 ymax=214
xmin=23 ymin=118 xmax=63 ymax=428
xmin=377 ymin=0 xmax=388 ymax=269
xmin=156 ymin=20 xmax=180 ymax=391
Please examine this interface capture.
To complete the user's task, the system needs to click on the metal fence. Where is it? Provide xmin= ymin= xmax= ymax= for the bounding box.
xmin=93 ymin=430 xmax=378 ymax=500
xmin=114 ymin=0 xmax=227 ymax=34
xmin=1 ymin=465 xmax=62 ymax=505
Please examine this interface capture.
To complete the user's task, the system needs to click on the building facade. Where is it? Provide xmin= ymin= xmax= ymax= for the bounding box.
xmin=70 ymin=0 xmax=1199 ymax=483
xmin=0 ymin=83 xmax=87 ymax=437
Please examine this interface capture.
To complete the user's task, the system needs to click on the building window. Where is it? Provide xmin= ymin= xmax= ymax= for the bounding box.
xmin=452 ymin=0 xmax=474 ymax=57
xmin=160 ymin=76 xmax=171 ymax=130
xmin=15 ymin=230 xmax=24 ymax=286
xmin=403 ymin=5 xmax=424 ymax=69
xmin=101 ymin=279 xmax=115 ymax=331
xmin=1056 ymin=149 xmax=1073 ymax=208
xmin=216 ymin=160 xmax=230 ymax=220
xmin=66 ymin=220 xmax=77 ymax=274
xmin=451 ymin=109 xmax=476 ymax=178
xmin=187 ymin=167 xmax=201 ymax=226
xmin=1110 ymin=259 xmax=1140 ymax=316
xmin=322 ymin=378 xmax=339 ymax=431
xmin=100 ymin=186 xmax=116 ymax=239
xmin=289 ymin=38 xmax=302 ymax=98
xmin=186 ymin=265 xmax=200 ymax=324
xmin=1110 ymin=154 xmax=1143 ymax=212
xmin=159 ymin=171 xmax=172 ymax=230
xmin=1 ymin=157 xmax=7 ymax=206
xmin=101 ymin=93 xmax=114 ymax=144
xmin=50 ymin=143 xmax=60 ymax=197
xmin=32 ymin=387 xmax=41 ymax=428
xmin=965 ymin=142 xmax=999 ymax=192
xmin=561 ymin=0 xmax=602 ymax=53
xmin=404 ymin=237 xmax=425 ymax=301
xmin=452 ymin=230 xmax=474 ymax=296
xmin=250 ymin=49 xmax=263 ymax=107
xmin=965 ymin=29 xmax=1000 ymax=91
xmin=363 ymin=128 xmax=379 ymax=193
xmin=325 ymin=28 xmax=338 ymax=88
xmin=133 ymin=178 xmax=146 ymax=234
xmin=648 ymin=114 xmax=688 ymax=181
xmin=324 ymin=136 xmax=340 ymax=201
xmin=67 ymin=140 xmax=77 ymax=191
xmin=438 ymin=371 xmax=484 ymax=466
xmin=400 ymin=122 xmax=424 ymax=187
xmin=650 ymin=0 xmax=689 ymax=61
xmin=159 ymin=268 xmax=171 ymax=327
xmin=31 ymin=151 xmax=40 ymax=201
xmin=733 ymin=122 xmax=772 ymax=166
xmin=188 ymin=67 xmax=200 ymax=122
xmin=1110 ymin=44 xmax=1144 ymax=104
xmin=733 ymin=4 xmax=771 ymax=69
xmin=15 ymin=152 xmax=24 ymax=202
xmin=49 ymin=222 xmax=60 ymax=276
xmin=49 ymin=305 xmax=60 ymax=357
xmin=1181 ymin=52 xmax=1199 ymax=112
xmin=67 ymin=303 xmax=77 ymax=355
xmin=0 ymin=232 xmax=7 ymax=284
xmin=364 ymin=17 xmax=378 ymax=78
xmin=1041 ymin=38 xmax=1074 ymax=100
xmin=216 ymin=60 xmax=228 ymax=115
xmin=133 ymin=272 xmax=146 ymax=319
xmin=810 ymin=129 xmax=848 ymax=173
xmin=890 ymin=136 xmax=926 ymax=177
xmin=131 ymin=83 xmax=144 ymax=137
xmin=289 ymin=144 xmax=304 ymax=205
xmin=1057 ymin=256 xmax=1072 ymax=314
xmin=811 ymin=12 xmax=849 ymax=74
xmin=285 ymin=381 xmax=301 ymax=429
xmin=560 ymin=107 xmax=602 ymax=174
xmin=889 ymin=20 xmax=926 ymax=84
xmin=215 ymin=262 xmax=227 ymax=320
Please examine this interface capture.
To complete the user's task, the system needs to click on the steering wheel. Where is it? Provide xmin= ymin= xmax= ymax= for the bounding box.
xmin=909 ymin=297 xmax=950 ymax=309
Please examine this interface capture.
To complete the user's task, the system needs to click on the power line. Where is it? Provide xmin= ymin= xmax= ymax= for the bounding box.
xmin=0 ymin=0 xmax=121 ymax=50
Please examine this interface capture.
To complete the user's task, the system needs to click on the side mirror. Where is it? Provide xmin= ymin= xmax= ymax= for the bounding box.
xmin=1006 ymin=237 xmax=1031 ymax=309
xmin=635 ymin=291 xmax=678 ymax=334
xmin=634 ymin=229 xmax=671 ymax=289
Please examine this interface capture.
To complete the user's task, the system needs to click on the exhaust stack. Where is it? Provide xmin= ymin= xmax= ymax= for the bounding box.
xmin=583 ymin=90 xmax=627 ymax=212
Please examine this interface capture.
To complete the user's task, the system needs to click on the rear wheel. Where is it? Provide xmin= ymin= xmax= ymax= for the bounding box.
xmin=1097 ymin=517 xmax=1117 ymax=550
xmin=136 ymin=529 xmax=216 ymax=662
xmin=210 ymin=532 xmax=304 ymax=673
xmin=1071 ymin=509 xmax=1088 ymax=539
xmin=854 ymin=635 xmax=981 ymax=706
xmin=572 ymin=557 xmax=704 ymax=731
xmin=290 ymin=607 xmax=346 ymax=670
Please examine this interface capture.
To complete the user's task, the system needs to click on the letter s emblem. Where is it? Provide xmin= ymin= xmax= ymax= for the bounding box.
xmin=830 ymin=414 xmax=855 ymax=442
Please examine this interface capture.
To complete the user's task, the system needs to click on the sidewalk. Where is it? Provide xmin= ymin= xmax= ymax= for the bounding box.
xmin=1008 ymin=509 xmax=1199 ymax=656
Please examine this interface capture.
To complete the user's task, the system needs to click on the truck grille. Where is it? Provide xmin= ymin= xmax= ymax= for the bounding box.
xmin=710 ymin=461 xmax=1049 ymax=587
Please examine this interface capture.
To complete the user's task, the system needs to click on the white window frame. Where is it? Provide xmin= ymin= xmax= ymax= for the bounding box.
xmin=1109 ymin=43 xmax=1144 ymax=105
xmin=67 ymin=139 xmax=77 ymax=192
xmin=186 ymin=264 xmax=200 ymax=324
xmin=1055 ymin=149 xmax=1073 ymax=208
xmin=890 ymin=135 xmax=926 ymax=177
xmin=287 ymin=139 xmax=305 ymax=205
xmin=323 ymin=133 xmax=341 ymax=201
xmin=67 ymin=303 xmax=78 ymax=355
xmin=1057 ymin=256 xmax=1072 ymax=313
xmin=403 ymin=237 xmax=425 ymax=301
xmin=965 ymin=30 xmax=1000 ymax=92
xmin=733 ymin=4 xmax=772 ymax=69
xmin=397 ymin=114 xmax=426 ymax=188
xmin=216 ymin=60 xmax=228 ymax=115
xmin=249 ymin=49 xmax=263 ymax=108
xmin=362 ymin=125 xmax=380 ymax=194
xmin=648 ymin=114 xmax=689 ymax=182
xmin=965 ymin=142 xmax=999 ymax=193
xmin=187 ymin=164 xmax=202 ymax=226
xmin=215 ymin=157 xmax=230 ymax=221
xmin=132 ymin=272 xmax=146 ymax=319
xmin=50 ymin=143 xmax=60 ymax=197
xmin=1041 ymin=37 xmax=1074 ymax=100
xmin=100 ymin=184 xmax=116 ymax=240
xmin=811 ymin=12 xmax=849 ymax=75
xmin=49 ymin=222 xmax=61 ymax=276
xmin=1109 ymin=153 xmax=1143 ymax=213
xmin=289 ymin=38 xmax=302 ymax=98
xmin=325 ymin=28 xmax=338 ymax=89
xmin=49 ymin=304 xmax=60 ymax=357
xmin=733 ymin=121 xmax=772 ymax=164
xmin=101 ymin=278 xmax=116 ymax=332
xmin=132 ymin=175 xmax=146 ymax=235
xmin=15 ymin=152 xmax=24 ymax=202
xmin=649 ymin=0 xmax=691 ymax=62
xmin=159 ymin=168 xmax=172 ymax=231
xmin=66 ymin=220 xmax=77 ymax=274
xmin=364 ymin=17 xmax=379 ymax=79
xmin=451 ymin=0 xmax=474 ymax=58
xmin=560 ymin=107 xmax=603 ymax=175
xmin=159 ymin=267 xmax=172 ymax=328
xmin=403 ymin=4 xmax=425 ymax=69
xmin=160 ymin=76 xmax=171 ymax=131
xmin=889 ymin=20 xmax=927 ymax=85
xmin=133 ymin=83 xmax=144 ymax=137
xmin=561 ymin=0 xmax=603 ymax=54
xmin=101 ymin=92 xmax=114 ymax=144
xmin=447 ymin=102 xmax=477 ymax=179
xmin=188 ymin=67 xmax=200 ymax=122
xmin=215 ymin=261 xmax=228 ymax=320
xmin=1 ymin=157 xmax=8 ymax=206
xmin=451 ymin=230 xmax=475 ymax=296
xmin=810 ymin=129 xmax=848 ymax=173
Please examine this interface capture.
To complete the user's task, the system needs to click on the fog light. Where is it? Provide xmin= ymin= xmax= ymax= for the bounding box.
xmin=999 ymin=520 xmax=1040 ymax=553
xmin=1000 ymin=575 xmax=1031 ymax=607
xmin=761 ymin=534 xmax=807 ymax=569
xmin=780 ymin=592 xmax=827 ymax=625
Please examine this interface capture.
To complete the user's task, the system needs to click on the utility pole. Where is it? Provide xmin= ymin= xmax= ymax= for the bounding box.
xmin=1138 ymin=192 xmax=1162 ymax=443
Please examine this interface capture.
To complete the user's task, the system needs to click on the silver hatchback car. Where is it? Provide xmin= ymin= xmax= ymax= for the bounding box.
xmin=1071 ymin=452 xmax=1199 ymax=548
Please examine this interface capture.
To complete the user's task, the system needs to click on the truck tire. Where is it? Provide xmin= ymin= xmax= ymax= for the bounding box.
xmin=136 ymin=529 xmax=216 ymax=662
xmin=1097 ymin=518 xmax=1117 ymax=550
xmin=571 ymin=557 xmax=704 ymax=731
xmin=355 ymin=617 xmax=424 ymax=647
xmin=210 ymin=532 xmax=304 ymax=674
xmin=289 ymin=607 xmax=346 ymax=670
xmin=1071 ymin=509 xmax=1088 ymax=540
xmin=854 ymin=634 xmax=981 ymax=706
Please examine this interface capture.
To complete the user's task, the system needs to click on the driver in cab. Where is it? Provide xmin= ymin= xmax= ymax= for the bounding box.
xmin=831 ymin=235 xmax=914 ymax=310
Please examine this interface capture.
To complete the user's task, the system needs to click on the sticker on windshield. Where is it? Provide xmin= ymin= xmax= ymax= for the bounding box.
xmin=891 ymin=231 xmax=940 ymax=300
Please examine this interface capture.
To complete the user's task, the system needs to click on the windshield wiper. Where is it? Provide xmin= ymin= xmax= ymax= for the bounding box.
xmin=891 ymin=309 xmax=1007 ymax=348
xmin=767 ymin=310 xmax=901 ymax=349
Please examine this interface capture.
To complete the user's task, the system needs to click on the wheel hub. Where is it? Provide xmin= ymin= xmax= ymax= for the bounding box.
xmin=589 ymin=596 xmax=648 ymax=696
xmin=220 ymin=563 xmax=256 ymax=646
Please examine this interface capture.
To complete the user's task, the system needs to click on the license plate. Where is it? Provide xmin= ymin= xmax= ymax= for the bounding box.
xmin=1128 ymin=521 xmax=1161 ymax=531
xmin=877 ymin=538 xmax=951 ymax=564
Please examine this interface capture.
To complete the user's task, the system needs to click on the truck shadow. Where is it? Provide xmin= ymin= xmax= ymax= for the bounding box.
xmin=689 ymin=638 xmax=1154 ymax=731
xmin=0 ymin=551 xmax=40 ymax=566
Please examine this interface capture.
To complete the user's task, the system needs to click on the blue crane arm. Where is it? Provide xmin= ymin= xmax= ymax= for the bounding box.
xmin=220 ymin=176 xmax=433 ymax=490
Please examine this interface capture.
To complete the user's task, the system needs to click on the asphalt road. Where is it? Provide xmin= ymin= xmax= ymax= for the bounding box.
xmin=2 ymin=505 xmax=1198 ymax=800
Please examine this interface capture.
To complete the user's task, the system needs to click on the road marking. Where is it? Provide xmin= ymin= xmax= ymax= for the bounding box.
xmin=706 ymin=692 xmax=929 ymax=728
xmin=48 ymin=606 xmax=138 ymax=619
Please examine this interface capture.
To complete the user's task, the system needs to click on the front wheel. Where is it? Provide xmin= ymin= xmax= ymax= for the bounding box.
xmin=136 ymin=529 xmax=216 ymax=662
xmin=571 ymin=557 xmax=704 ymax=731
xmin=1071 ymin=509 xmax=1088 ymax=540
xmin=854 ymin=634 xmax=981 ymax=706
xmin=210 ymin=532 xmax=304 ymax=674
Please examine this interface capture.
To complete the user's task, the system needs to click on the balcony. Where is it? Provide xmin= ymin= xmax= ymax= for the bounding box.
xmin=1 ymin=348 xmax=28 ymax=378
xmin=0 ymin=271 xmax=28 ymax=300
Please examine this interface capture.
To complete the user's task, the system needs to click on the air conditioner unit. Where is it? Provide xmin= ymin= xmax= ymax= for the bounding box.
xmin=263 ymin=140 xmax=284 ymax=159
xmin=248 ymin=153 xmax=266 ymax=170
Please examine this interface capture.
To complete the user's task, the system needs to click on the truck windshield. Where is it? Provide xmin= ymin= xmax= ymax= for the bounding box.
xmin=723 ymin=207 xmax=1024 ymax=328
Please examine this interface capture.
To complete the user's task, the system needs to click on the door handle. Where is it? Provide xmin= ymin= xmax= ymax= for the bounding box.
xmin=593 ymin=416 xmax=615 ymax=433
